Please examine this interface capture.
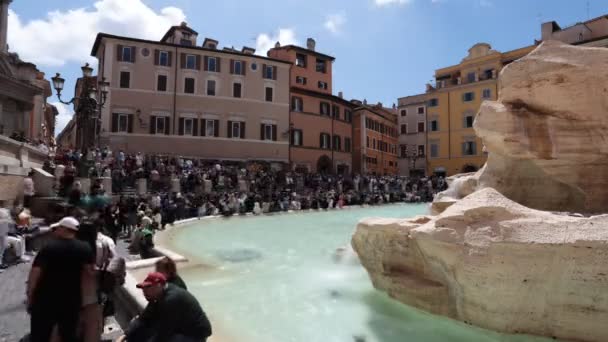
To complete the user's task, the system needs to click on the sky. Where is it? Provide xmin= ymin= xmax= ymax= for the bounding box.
xmin=6 ymin=0 xmax=607 ymax=136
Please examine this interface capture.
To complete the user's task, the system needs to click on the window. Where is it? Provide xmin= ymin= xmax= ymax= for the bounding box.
xmin=373 ymin=138 xmax=376 ymax=150
xmin=318 ymin=81 xmax=328 ymax=90
xmin=418 ymin=145 xmax=425 ymax=156
xmin=462 ymin=141 xmax=477 ymax=156
xmin=316 ymin=59 xmax=327 ymax=73
xmin=320 ymin=102 xmax=330 ymax=116
xmin=333 ymin=135 xmax=341 ymax=151
xmin=119 ymin=46 xmax=135 ymax=63
xmin=296 ymin=53 xmax=307 ymax=67
xmin=251 ymin=63 xmax=258 ymax=71
xmin=184 ymin=78 xmax=195 ymax=94
xmin=467 ymin=72 xmax=476 ymax=83
xmin=207 ymin=57 xmax=217 ymax=72
xmin=430 ymin=144 xmax=439 ymax=158
xmin=265 ymin=87 xmax=273 ymax=102
xmin=229 ymin=121 xmax=245 ymax=139
xmin=366 ymin=136 xmax=370 ymax=148
xmin=263 ymin=65 xmax=275 ymax=79
xmin=291 ymin=129 xmax=303 ymax=146
xmin=233 ymin=82 xmax=242 ymax=98
xmin=157 ymin=75 xmax=167 ymax=92
xmin=180 ymin=39 xmax=192 ymax=46
xmin=119 ymin=71 xmax=130 ymax=88
xmin=463 ymin=92 xmax=475 ymax=102
xmin=417 ymin=107 xmax=425 ymax=114
xmin=186 ymin=55 xmax=196 ymax=69
xmin=159 ymin=51 xmax=169 ymax=66
xmin=151 ymin=116 xmax=167 ymax=135
xmin=183 ymin=118 xmax=194 ymax=136
xmin=344 ymin=110 xmax=352 ymax=123
xmin=484 ymin=69 xmax=493 ymax=79
xmin=206 ymin=80 xmax=216 ymax=96
xmin=204 ymin=119 xmax=216 ymax=137
xmin=428 ymin=98 xmax=438 ymax=107
xmin=400 ymin=109 xmax=406 ymax=117
xmin=112 ymin=113 xmax=132 ymax=133
xmin=261 ymin=123 xmax=277 ymax=141
xmin=296 ymin=76 xmax=307 ymax=85
xmin=320 ymin=133 xmax=330 ymax=149
xmin=344 ymin=138 xmax=351 ymax=152
xmin=430 ymin=120 xmax=439 ymax=132
xmin=400 ymin=124 xmax=407 ymax=134
xmin=332 ymin=105 xmax=340 ymax=119
xmin=234 ymin=60 xmax=243 ymax=75
xmin=464 ymin=115 xmax=474 ymax=128
xmin=418 ymin=122 xmax=425 ymax=133
xmin=292 ymin=97 xmax=303 ymax=112
xmin=400 ymin=145 xmax=407 ymax=158
xmin=482 ymin=88 xmax=492 ymax=99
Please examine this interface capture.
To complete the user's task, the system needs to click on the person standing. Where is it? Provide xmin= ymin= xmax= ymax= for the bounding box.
xmin=27 ymin=216 xmax=96 ymax=342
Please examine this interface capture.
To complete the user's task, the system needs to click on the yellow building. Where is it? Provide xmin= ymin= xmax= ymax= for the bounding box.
xmin=425 ymin=43 xmax=535 ymax=176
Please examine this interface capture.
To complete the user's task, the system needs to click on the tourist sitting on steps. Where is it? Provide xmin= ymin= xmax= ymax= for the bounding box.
xmin=155 ymin=256 xmax=188 ymax=290
xmin=118 ymin=272 xmax=212 ymax=342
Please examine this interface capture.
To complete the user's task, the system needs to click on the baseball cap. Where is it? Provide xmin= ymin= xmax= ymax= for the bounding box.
xmin=50 ymin=216 xmax=80 ymax=231
xmin=136 ymin=272 xmax=167 ymax=288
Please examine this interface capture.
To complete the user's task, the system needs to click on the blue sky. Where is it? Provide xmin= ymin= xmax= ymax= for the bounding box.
xmin=6 ymin=0 xmax=607 ymax=135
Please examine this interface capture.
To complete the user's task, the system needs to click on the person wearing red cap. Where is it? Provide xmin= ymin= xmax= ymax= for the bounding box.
xmin=118 ymin=271 xmax=212 ymax=342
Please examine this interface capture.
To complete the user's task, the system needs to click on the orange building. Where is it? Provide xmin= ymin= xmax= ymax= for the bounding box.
xmin=352 ymin=101 xmax=399 ymax=175
xmin=268 ymin=39 xmax=354 ymax=174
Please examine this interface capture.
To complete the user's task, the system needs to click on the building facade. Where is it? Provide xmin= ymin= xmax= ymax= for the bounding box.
xmin=268 ymin=39 xmax=354 ymax=174
xmin=352 ymin=102 xmax=398 ymax=175
xmin=425 ymin=43 xmax=535 ymax=176
xmin=541 ymin=15 xmax=608 ymax=47
xmin=397 ymin=94 xmax=427 ymax=177
xmin=91 ymin=22 xmax=291 ymax=163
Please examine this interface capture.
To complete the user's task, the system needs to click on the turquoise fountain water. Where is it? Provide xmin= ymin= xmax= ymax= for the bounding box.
xmin=169 ymin=204 xmax=552 ymax=342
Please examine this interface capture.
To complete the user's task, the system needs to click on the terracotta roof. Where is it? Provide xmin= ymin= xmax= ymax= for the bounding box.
xmin=290 ymin=87 xmax=354 ymax=107
xmin=270 ymin=45 xmax=335 ymax=61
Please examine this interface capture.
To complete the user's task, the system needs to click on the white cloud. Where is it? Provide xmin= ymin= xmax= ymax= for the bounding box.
xmin=374 ymin=0 xmax=412 ymax=7
xmin=255 ymin=28 xmax=298 ymax=56
xmin=324 ymin=13 xmax=347 ymax=35
xmin=52 ymin=102 xmax=74 ymax=136
xmin=7 ymin=0 xmax=186 ymax=67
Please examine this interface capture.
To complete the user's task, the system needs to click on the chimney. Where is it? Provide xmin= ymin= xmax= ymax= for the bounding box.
xmin=242 ymin=46 xmax=256 ymax=55
xmin=180 ymin=21 xmax=188 ymax=28
xmin=377 ymin=102 xmax=383 ymax=108
xmin=338 ymin=91 xmax=343 ymax=99
xmin=363 ymin=99 xmax=367 ymax=105
xmin=275 ymin=41 xmax=281 ymax=49
xmin=541 ymin=21 xmax=560 ymax=41
xmin=306 ymin=38 xmax=316 ymax=51
xmin=392 ymin=103 xmax=396 ymax=109
xmin=426 ymin=83 xmax=435 ymax=93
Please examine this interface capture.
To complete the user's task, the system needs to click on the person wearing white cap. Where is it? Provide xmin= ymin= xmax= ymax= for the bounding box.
xmin=27 ymin=216 xmax=96 ymax=342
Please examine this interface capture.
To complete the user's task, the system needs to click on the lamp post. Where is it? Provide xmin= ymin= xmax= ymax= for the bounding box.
xmin=51 ymin=63 xmax=109 ymax=151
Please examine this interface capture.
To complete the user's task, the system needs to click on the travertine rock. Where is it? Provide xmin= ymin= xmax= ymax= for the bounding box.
xmin=353 ymin=188 xmax=608 ymax=341
xmin=475 ymin=41 xmax=608 ymax=213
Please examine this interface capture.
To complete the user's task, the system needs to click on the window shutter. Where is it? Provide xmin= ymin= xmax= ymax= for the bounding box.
xmin=272 ymin=125 xmax=277 ymax=141
xmin=111 ymin=113 xmax=118 ymax=132
xmin=463 ymin=116 xmax=467 ymax=128
xmin=180 ymin=53 xmax=186 ymax=69
xmin=150 ymin=116 xmax=156 ymax=134
xmin=216 ymin=57 xmax=221 ymax=72
xmin=290 ymin=130 xmax=294 ymax=145
xmin=260 ymin=124 xmax=265 ymax=140
xmin=320 ymin=134 xmax=323 ymax=148
xmin=214 ymin=120 xmax=219 ymax=137
xmin=202 ymin=120 xmax=207 ymax=137
xmin=165 ymin=117 xmax=170 ymax=135
xmin=240 ymin=122 xmax=245 ymax=139
xmin=262 ymin=64 xmax=267 ymax=78
xmin=131 ymin=47 xmax=136 ymax=63
xmin=462 ymin=142 xmax=466 ymax=156
xmin=242 ymin=61 xmax=246 ymax=75
xmin=116 ymin=45 xmax=123 ymax=61
xmin=195 ymin=55 xmax=201 ymax=70
xmin=192 ymin=119 xmax=199 ymax=136
xmin=227 ymin=121 xmax=233 ymax=138
xmin=167 ymin=51 xmax=173 ymax=67
xmin=272 ymin=66 xmax=277 ymax=80
xmin=204 ymin=56 xmax=209 ymax=71
xmin=230 ymin=60 xmax=235 ymax=74
xmin=154 ymin=50 xmax=159 ymax=65
xmin=472 ymin=142 xmax=477 ymax=155
xmin=127 ymin=114 xmax=133 ymax=133
xmin=179 ymin=118 xmax=184 ymax=136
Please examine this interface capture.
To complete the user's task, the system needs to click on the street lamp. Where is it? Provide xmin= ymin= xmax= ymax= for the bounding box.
xmin=51 ymin=63 xmax=109 ymax=152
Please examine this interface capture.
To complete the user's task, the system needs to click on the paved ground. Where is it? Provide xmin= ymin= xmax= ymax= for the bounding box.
xmin=0 ymin=234 xmax=139 ymax=342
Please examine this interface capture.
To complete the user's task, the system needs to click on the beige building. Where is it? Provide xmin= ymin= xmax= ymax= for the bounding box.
xmin=541 ymin=15 xmax=608 ymax=47
xmin=91 ymin=22 xmax=291 ymax=162
xmin=397 ymin=94 xmax=427 ymax=177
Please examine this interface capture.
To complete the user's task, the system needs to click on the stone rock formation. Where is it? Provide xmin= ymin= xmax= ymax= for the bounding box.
xmin=353 ymin=188 xmax=608 ymax=341
xmin=475 ymin=41 xmax=608 ymax=213
xmin=352 ymin=41 xmax=608 ymax=341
